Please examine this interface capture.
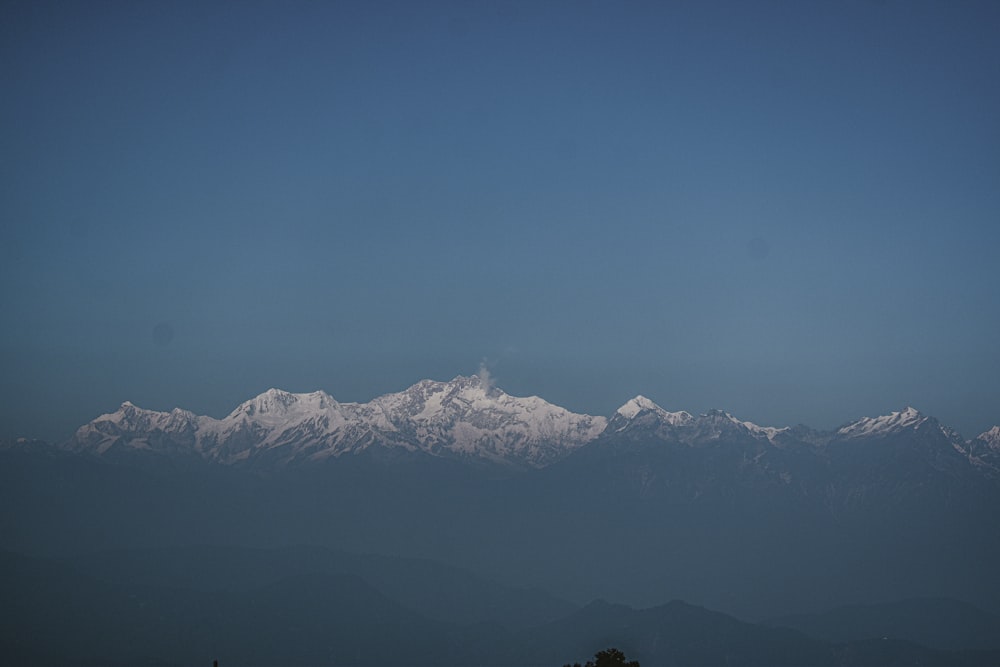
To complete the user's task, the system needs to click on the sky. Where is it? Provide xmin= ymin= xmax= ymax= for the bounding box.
xmin=2 ymin=0 xmax=999 ymax=442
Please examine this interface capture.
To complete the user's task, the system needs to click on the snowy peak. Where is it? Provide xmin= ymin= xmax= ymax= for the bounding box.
xmin=609 ymin=399 xmax=786 ymax=444
xmin=68 ymin=401 xmax=201 ymax=456
xmin=379 ymin=375 xmax=497 ymax=415
xmin=965 ymin=426 xmax=1000 ymax=476
xmin=701 ymin=408 xmax=776 ymax=432
xmin=615 ymin=395 xmax=693 ymax=425
xmin=689 ymin=409 xmax=788 ymax=442
xmin=837 ymin=406 xmax=929 ymax=438
xmin=219 ymin=388 xmax=347 ymax=436
xmin=616 ymin=395 xmax=661 ymax=419
xmin=977 ymin=426 xmax=1000 ymax=449
xmin=371 ymin=376 xmax=608 ymax=466
xmin=90 ymin=401 xmax=197 ymax=432
xmin=230 ymin=388 xmax=303 ymax=418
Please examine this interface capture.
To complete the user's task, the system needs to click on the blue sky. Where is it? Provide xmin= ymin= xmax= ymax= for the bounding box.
xmin=2 ymin=0 xmax=999 ymax=441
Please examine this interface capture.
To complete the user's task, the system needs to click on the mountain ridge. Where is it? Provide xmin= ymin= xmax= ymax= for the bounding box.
xmin=37 ymin=376 xmax=999 ymax=471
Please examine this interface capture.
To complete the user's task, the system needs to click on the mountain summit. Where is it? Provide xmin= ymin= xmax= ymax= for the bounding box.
xmin=836 ymin=406 xmax=931 ymax=438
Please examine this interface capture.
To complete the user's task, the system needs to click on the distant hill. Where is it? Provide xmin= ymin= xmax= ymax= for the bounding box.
xmin=517 ymin=599 xmax=830 ymax=667
xmin=68 ymin=544 xmax=576 ymax=630
xmin=3 ymin=549 xmax=1000 ymax=666
xmin=0 ymin=550 xmax=452 ymax=666
xmin=766 ymin=597 xmax=1000 ymax=651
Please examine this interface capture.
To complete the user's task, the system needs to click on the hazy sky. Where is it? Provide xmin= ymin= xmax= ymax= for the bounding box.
xmin=2 ymin=0 xmax=999 ymax=441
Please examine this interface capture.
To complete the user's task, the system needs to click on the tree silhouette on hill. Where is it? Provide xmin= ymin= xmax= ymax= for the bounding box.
xmin=564 ymin=647 xmax=640 ymax=667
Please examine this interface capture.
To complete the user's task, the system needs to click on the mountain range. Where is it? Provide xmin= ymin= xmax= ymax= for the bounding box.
xmin=42 ymin=375 xmax=1000 ymax=475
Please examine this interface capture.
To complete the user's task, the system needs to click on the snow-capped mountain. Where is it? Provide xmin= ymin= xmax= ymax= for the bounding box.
xmin=606 ymin=396 xmax=787 ymax=445
xmin=679 ymin=408 xmax=791 ymax=445
xmin=67 ymin=376 xmax=606 ymax=468
xmin=974 ymin=425 xmax=1000 ymax=450
xmin=614 ymin=396 xmax=693 ymax=425
xmin=835 ymin=406 xmax=931 ymax=438
xmin=965 ymin=425 xmax=1000 ymax=475
xmin=364 ymin=376 xmax=606 ymax=465
xmin=70 ymin=401 xmax=203 ymax=458
xmin=832 ymin=407 xmax=977 ymax=468
xmin=593 ymin=397 xmax=1000 ymax=487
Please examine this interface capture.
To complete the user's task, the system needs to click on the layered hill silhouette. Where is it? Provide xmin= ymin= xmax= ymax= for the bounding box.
xmin=68 ymin=544 xmax=575 ymax=630
xmin=3 ymin=548 xmax=998 ymax=666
